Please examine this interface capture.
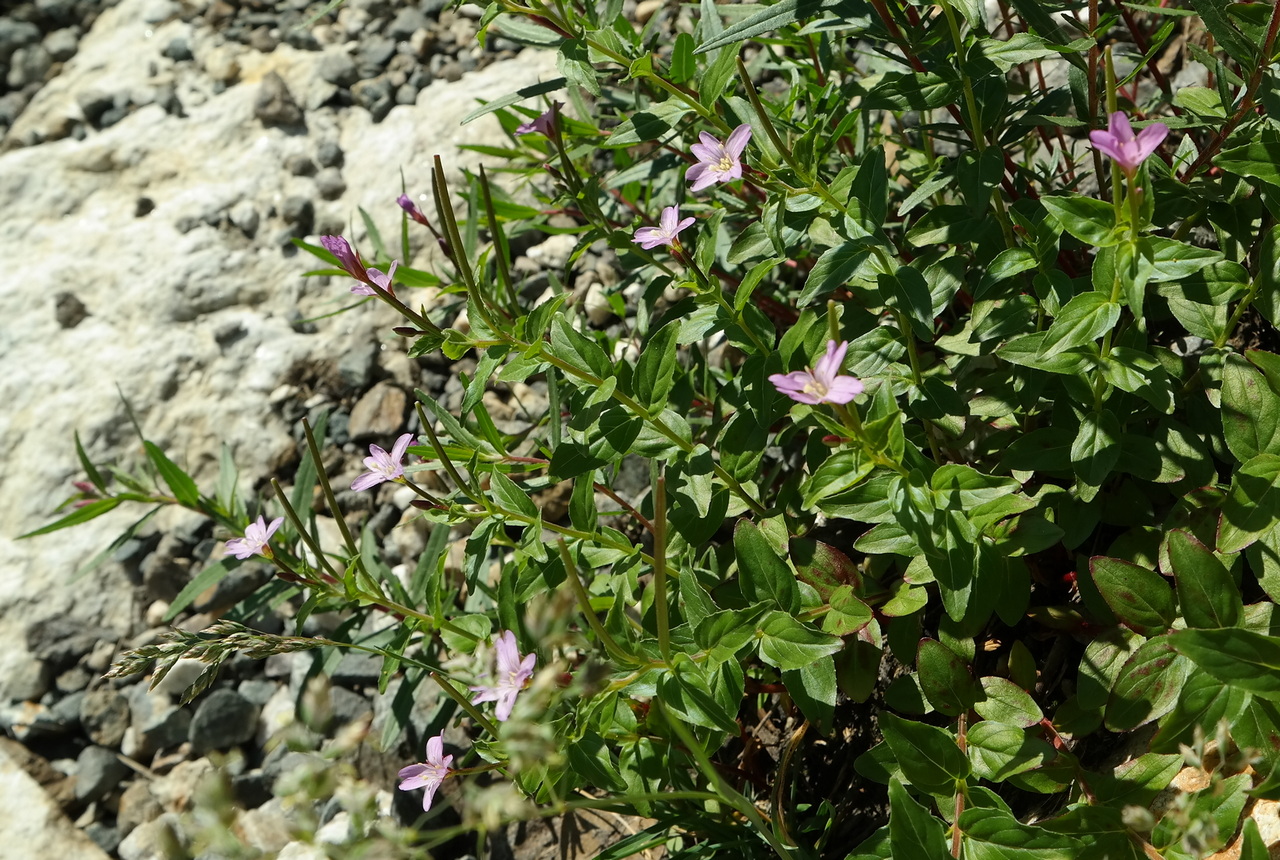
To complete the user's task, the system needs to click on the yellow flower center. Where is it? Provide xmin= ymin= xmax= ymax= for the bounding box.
xmin=717 ymin=154 xmax=734 ymax=172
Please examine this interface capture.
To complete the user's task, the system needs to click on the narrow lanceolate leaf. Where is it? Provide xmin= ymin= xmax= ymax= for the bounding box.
xmin=1089 ymin=556 xmax=1176 ymax=636
xmin=18 ymin=498 xmax=122 ymax=539
xmin=888 ymin=778 xmax=951 ymax=860
xmin=695 ymin=0 xmax=856 ymax=53
xmin=144 ymin=442 xmax=200 ymax=508
xmin=1167 ymin=530 xmax=1241 ymax=628
xmin=1172 ymin=628 xmax=1280 ymax=698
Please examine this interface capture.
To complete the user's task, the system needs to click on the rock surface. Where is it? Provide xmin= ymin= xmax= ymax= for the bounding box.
xmin=0 ymin=742 xmax=111 ymax=859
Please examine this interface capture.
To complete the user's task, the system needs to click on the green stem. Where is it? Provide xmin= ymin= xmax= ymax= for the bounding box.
xmin=653 ymin=473 xmax=671 ymax=662
xmin=1218 ymin=275 xmax=1261 ymax=349
xmin=429 ymin=670 xmax=501 ymax=737
xmin=557 ymin=539 xmax=638 ymax=666
xmin=893 ymin=310 xmax=942 ymax=463
xmin=416 ymin=403 xmax=486 ymax=507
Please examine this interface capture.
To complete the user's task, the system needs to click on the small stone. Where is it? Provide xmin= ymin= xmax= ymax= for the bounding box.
xmin=337 ymin=340 xmax=376 ymax=390
xmin=49 ymin=690 xmax=83 ymax=732
xmin=117 ymin=812 xmax=186 ymax=860
xmin=0 ymin=20 xmax=40 ymax=62
xmin=253 ymin=71 xmax=303 ymax=128
xmin=84 ymin=823 xmax=121 ymax=855
xmin=135 ymin=196 xmax=155 ymax=217
xmin=229 ymin=200 xmax=259 ymax=238
xmin=347 ymin=381 xmax=407 ymax=442
xmin=189 ymin=689 xmax=258 ymax=754
xmin=4 ymin=657 xmax=52 ymax=701
xmin=248 ymin=26 xmax=279 ymax=53
xmin=36 ymin=0 xmax=77 ymax=25
xmin=317 ymin=50 xmax=357 ymax=87
xmin=437 ymin=58 xmax=463 ymax=82
xmin=142 ymin=0 xmax=179 ymax=23
xmin=583 ymin=280 xmax=615 ymax=326
xmin=386 ymin=6 xmax=427 ymax=39
xmin=7 ymin=44 xmax=51 ymax=89
xmin=55 ymin=665 xmax=91 ymax=693
xmin=330 ymin=651 xmax=382 ymax=688
xmin=27 ymin=617 xmax=116 ymax=671
xmin=75 ymin=745 xmax=129 ymax=802
xmin=635 ymin=0 xmax=662 ymax=23
xmin=42 ymin=27 xmax=78 ymax=62
xmin=233 ymin=769 xmax=272 ymax=809
xmin=285 ymin=153 xmax=315 ymax=176
xmin=0 ymin=701 xmax=66 ymax=741
xmin=117 ymin=780 xmax=162 ymax=838
xmin=236 ymin=799 xmax=292 ymax=852
xmin=280 ymin=195 xmax=314 ymax=235
xmin=328 ymin=686 xmax=372 ymax=730
xmin=357 ymin=35 xmax=396 ymax=74
xmin=127 ymin=686 xmax=192 ymax=757
xmin=394 ymin=83 xmax=417 ymax=105
xmin=350 ymin=76 xmax=393 ymax=122
xmin=80 ymin=687 xmax=131 ymax=748
xmin=314 ymin=140 xmax=343 ymax=168
xmin=314 ymin=166 xmax=346 ymax=200
xmin=160 ymin=37 xmax=192 ymax=61
xmin=75 ymin=90 xmax=114 ymax=127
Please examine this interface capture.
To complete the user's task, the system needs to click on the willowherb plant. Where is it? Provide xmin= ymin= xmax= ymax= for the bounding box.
xmin=26 ymin=0 xmax=1280 ymax=856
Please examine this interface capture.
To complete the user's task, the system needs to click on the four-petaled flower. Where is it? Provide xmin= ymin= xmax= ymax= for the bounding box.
xmin=516 ymin=101 xmax=563 ymax=136
xmin=351 ymin=433 xmax=414 ymax=491
xmin=1089 ymin=112 xmax=1169 ymax=175
xmin=224 ymin=515 xmax=285 ymax=560
xmin=769 ymin=340 xmax=865 ymax=405
xmin=633 ymin=205 xmax=695 ymax=251
xmin=470 ymin=630 xmax=536 ymax=722
xmin=398 ymin=733 xmax=453 ymax=812
xmin=397 ymin=194 xmax=431 ymax=226
xmin=351 ymin=261 xmax=398 ymax=297
xmin=686 ymin=124 xmax=752 ymax=192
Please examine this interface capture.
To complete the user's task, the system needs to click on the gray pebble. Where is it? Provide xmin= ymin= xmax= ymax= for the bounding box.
xmin=318 ymin=51 xmax=358 ymax=87
xmin=160 ymin=36 xmax=191 ymax=61
xmin=80 ymin=687 xmax=131 ymax=747
xmin=0 ymin=20 xmax=40 ymax=62
xmin=314 ymin=166 xmax=346 ymax=200
xmin=229 ymin=200 xmax=259 ymax=238
xmin=75 ymin=745 xmax=130 ymax=802
xmin=280 ymin=195 xmax=314 ymax=234
xmin=357 ymin=35 xmax=396 ymax=75
xmin=315 ymin=140 xmax=343 ymax=168
xmin=394 ymin=82 xmax=417 ymax=105
xmin=26 ymin=616 xmax=115 ymax=671
xmin=351 ymin=75 xmax=394 ymax=122
xmin=386 ymin=6 xmax=427 ymax=39
xmin=285 ymin=153 xmax=316 ymax=176
xmin=75 ymin=90 xmax=114 ymax=126
xmin=7 ymin=43 xmax=51 ymax=89
xmin=42 ymin=27 xmax=78 ymax=62
xmin=54 ymin=291 xmax=88 ymax=328
xmin=189 ymin=688 xmax=258 ymax=754
xmin=253 ymin=70 xmax=303 ymax=128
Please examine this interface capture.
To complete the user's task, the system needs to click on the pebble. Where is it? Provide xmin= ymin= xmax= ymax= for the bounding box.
xmin=280 ymin=195 xmax=314 ymax=235
xmin=75 ymin=745 xmax=129 ymax=802
xmin=314 ymin=166 xmax=346 ymax=200
xmin=160 ymin=37 xmax=191 ymax=62
xmin=27 ymin=616 xmax=116 ymax=672
xmin=229 ymin=199 xmax=259 ymax=238
xmin=347 ymin=381 xmax=407 ymax=441
xmin=314 ymin=140 xmax=343 ymax=168
xmin=253 ymin=71 xmax=303 ymax=128
xmin=350 ymin=76 xmax=393 ymax=122
xmin=42 ymin=26 xmax=78 ymax=62
xmin=80 ymin=687 xmax=131 ymax=748
xmin=118 ymin=812 xmax=186 ymax=860
xmin=117 ymin=780 xmax=162 ymax=838
xmin=8 ymin=44 xmax=52 ymax=89
xmin=189 ymin=688 xmax=258 ymax=754
xmin=318 ymin=50 xmax=357 ymax=87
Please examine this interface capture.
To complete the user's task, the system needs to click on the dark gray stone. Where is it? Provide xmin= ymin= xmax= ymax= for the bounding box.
xmin=75 ymin=90 xmax=112 ymax=126
xmin=128 ymin=687 xmax=191 ymax=755
xmin=248 ymin=25 xmax=278 ymax=53
xmin=318 ymin=51 xmax=357 ymax=87
xmin=329 ymin=685 xmax=373 ymax=729
xmin=330 ymin=651 xmax=381 ymax=688
xmin=337 ymin=340 xmax=376 ymax=390
xmin=0 ymin=19 xmax=39 ymax=62
xmin=253 ymin=71 xmax=303 ymax=128
xmin=160 ymin=36 xmax=191 ymax=61
xmin=350 ymin=76 xmax=393 ymax=122
xmin=193 ymin=563 xmax=271 ymax=613
xmin=80 ymin=687 xmax=130 ymax=747
xmin=98 ymin=103 xmax=129 ymax=128
xmin=395 ymin=82 xmax=417 ymax=105
xmin=236 ymin=679 xmax=278 ymax=706
xmin=232 ymin=770 xmax=272 ymax=809
xmin=55 ymin=665 xmax=91 ymax=693
xmin=75 ymin=744 xmax=130 ymax=802
xmin=280 ymin=195 xmax=314 ymax=235
xmin=0 ymin=90 xmax=30 ymax=127
xmin=7 ymin=43 xmax=50 ymax=88
xmin=36 ymin=0 xmax=77 ymax=24
xmin=49 ymin=689 xmax=84 ymax=731
xmin=85 ymin=822 xmax=122 ymax=854
xmin=314 ymin=140 xmax=343 ymax=168
xmin=54 ymin=291 xmax=88 ymax=327
xmin=189 ymin=688 xmax=258 ymax=754
xmin=314 ymin=166 xmax=346 ymax=200
xmin=5 ymin=656 xmax=52 ymax=701
xmin=134 ymin=196 xmax=155 ymax=217
xmin=357 ymin=35 xmax=395 ymax=74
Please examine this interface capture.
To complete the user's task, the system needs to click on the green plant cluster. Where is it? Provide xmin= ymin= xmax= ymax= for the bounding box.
xmin=29 ymin=0 xmax=1280 ymax=856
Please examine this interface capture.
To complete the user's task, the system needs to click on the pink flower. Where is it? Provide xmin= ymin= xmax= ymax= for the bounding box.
xmin=224 ymin=515 xmax=285 ymax=560
xmin=1089 ymin=112 xmax=1169 ymax=174
xmin=351 ymin=261 xmax=398 ymax=297
xmin=320 ymin=235 xmax=369 ymax=283
xmin=351 ymin=433 xmax=413 ymax=491
xmin=516 ymin=101 xmax=562 ymax=136
xmin=769 ymin=340 xmax=864 ymax=405
xmin=470 ymin=630 xmax=536 ymax=722
xmin=397 ymin=733 xmax=453 ymax=812
xmin=686 ymin=124 xmax=752 ymax=192
xmin=632 ymin=205 xmax=695 ymax=251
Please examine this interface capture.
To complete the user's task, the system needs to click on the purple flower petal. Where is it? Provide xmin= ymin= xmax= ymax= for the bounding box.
xmin=726 ymin=123 xmax=753 ymax=157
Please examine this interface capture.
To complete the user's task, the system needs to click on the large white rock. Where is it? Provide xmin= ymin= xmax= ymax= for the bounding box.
xmin=0 ymin=744 xmax=111 ymax=859
xmin=0 ymin=0 xmax=557 ymax=699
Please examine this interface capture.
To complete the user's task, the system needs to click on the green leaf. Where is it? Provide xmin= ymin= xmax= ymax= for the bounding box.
xmin=144 ymin=441 xmax=200 ymax=508
xmin=967 ymin=721 xmax=1055 ymax=781
xmin=74 ymin=431 xmax=107 ymax=492
xmin=464 ymin=81 xmax=566 ymax=127
xmin=1041 ymin=196 xmax=1122 ymax=246
xmin=1172 ymin=628 xmax=1280 ymax=697
xmin=557 ymin=38 xmax=600 ymax=95
xmin=783 ymin=656 xmax=837 ymax=732
xmin=961 ymin=807 xmax=1083 ymax=859
xmin=657 ymin=660 xmax=740 ymax=734
xmin=1089 ymin=556 xmax=1176 ymax=636
xmin=756 ymin=610 xmax=843 ymax=671
xmin=1094 ymin=753 xmax=1183 ymax=808
xmin=801 ymin=449 xmax=874 ymax=508
xmin=18 ymin=497 xmax=123 ymax=539
xmin=549 ymin=316 xmax=612 ymax=380
xmin=163 ymin=559 xmax=231 ymax=622
xmin=888 ymin=778 xmax=951 ymax=860
xmin=1222 ymin=353 xmax=1280 ymax=462
xmin=917 ymin=639 xmax=977 ymax=717
xmin=488 ymin=468 xmax=539 ymax=519
xmin=879 ymin=712 xmax=969 ymax=795
xmin=975 ymin=677 xmax=1044 ymax=728
xmin=1039 ymin=294 xmax=1120 ymax=358
xmin=1072 ymin=410 xmax=1122 ymax=491
xmin=973 ymin=32 xmax=1055 ymax=71
xmin=1220 ymin=454 xmax=1280 ymax=553
xmin=822 ymin=586 xmax=874 ymax=636
xmin=568 ymin=732 xmax=628 ymax=792
xmin=1167 ymin=529 xmax=1241 ymax=628
xmin=1151 ymin=670 xmax=1251 ymax=753
xmin=695 ymin=0 xmax=854 ymax=53
xmin=791 ymin=539 xmax=861 ymax=600
xmin=669 ymin=32 xmax=695 ymax=83
xmin=799 ymin=241 xmax=871 ymax=304
xmin=1105 ymin=635 xmax=1191 ymax=731
xmin=734 ymin=519 xmax=800 ymax=612
xmin=633 ymin=323 xmax=679 ymax=413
